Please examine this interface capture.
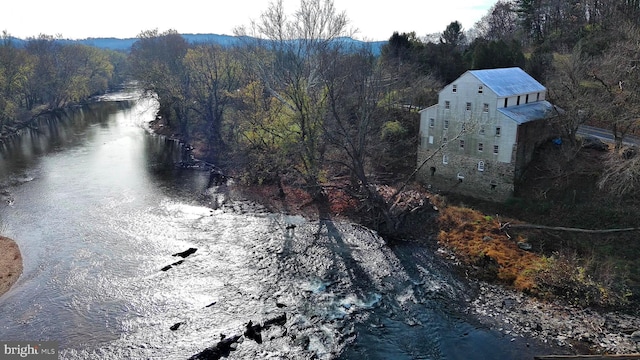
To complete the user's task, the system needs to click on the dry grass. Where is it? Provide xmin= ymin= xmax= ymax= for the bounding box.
xmin=437 ymin=205 xmax=548 ymax=293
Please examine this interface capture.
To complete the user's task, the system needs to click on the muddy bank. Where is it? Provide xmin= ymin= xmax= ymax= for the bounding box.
xmin=0 ymin=236 xmax=22 ymax=297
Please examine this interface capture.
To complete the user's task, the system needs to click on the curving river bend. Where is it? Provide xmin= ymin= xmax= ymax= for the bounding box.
xmin=0 ymin=89 xmax=555 ymax=359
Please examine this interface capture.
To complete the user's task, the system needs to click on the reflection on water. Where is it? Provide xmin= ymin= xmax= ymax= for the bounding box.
xmin=0 ymin=90 xmax=554 ymax=359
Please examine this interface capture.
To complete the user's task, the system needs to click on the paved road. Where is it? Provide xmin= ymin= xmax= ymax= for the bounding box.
xmin=577 ymin=124 xmax=640 ymax=146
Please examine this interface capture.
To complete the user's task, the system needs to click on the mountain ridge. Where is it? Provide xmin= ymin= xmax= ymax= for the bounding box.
xmin=6 ymin=33 xmax=385 ymax=54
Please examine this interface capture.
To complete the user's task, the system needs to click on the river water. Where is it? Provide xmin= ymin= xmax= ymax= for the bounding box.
xmin=0 ymin=89 xmax=554 ymax=359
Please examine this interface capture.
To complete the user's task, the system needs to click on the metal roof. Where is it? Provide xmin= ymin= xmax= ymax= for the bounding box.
xmin=498 ymin=100 xmax=557 ymax=124
xmin=469 ymin=67 xmax=545 ymax=97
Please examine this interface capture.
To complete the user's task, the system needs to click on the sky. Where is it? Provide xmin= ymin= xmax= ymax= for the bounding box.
xmin=3 ymin=0 xmax=498 ymax=41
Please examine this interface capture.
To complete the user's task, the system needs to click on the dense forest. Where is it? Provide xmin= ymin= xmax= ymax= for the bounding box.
xmin=2 ymin=0 xmax=640 ymax=310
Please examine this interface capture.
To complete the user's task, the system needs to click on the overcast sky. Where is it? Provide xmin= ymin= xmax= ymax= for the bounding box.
xmin=3 ymin=0 xmax=498 ymax=41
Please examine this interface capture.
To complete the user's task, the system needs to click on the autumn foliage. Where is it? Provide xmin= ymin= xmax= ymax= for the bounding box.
xmin=437 ymin=205 xmax=547 ymax=292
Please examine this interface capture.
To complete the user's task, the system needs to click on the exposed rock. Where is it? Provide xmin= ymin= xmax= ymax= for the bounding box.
xmin=244 ymin=321 xmax=263 ymax=344
xmin=244 ymin=313 xmax=287 ymax=344
xmin=188 ymin=334 xmax=242 ymax=360
xmin=517 ymin=241 xmax=532 ymax=251
xmin=170 ymin=322 xmax=185 ymax=331
xmin=172 ymin=248 xmax=197 ymax=258
xmin=160 ymin=260 xmax=184 ymax=271
xmin=468 ymin=282 xmax=640 ymax=355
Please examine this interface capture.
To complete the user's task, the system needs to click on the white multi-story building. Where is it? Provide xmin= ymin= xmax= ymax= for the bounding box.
xmin=417 ymin=67 xmax=560 ymax=200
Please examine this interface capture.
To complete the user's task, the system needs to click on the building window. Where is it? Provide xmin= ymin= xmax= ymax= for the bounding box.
xmin=444 ymin=119 xmax=449 ymax=129
xmin=442 ymin=135 xmax=448 ymax=143
xmin=457 ymin=172 xmax=465 ymax=182
xmin=504 ymin=98 xmax=508 ymax=107
xmin=495 ymin=126 xmax=501 ymax=136
xmin=429 ymin=118 xmax=435 ymax=127
xmin=466 ymin=102 xmax=471 ymax=111
xmin=493 ymin=145 xmax=499 ymax=154
xmin=517 ymin=96 xmax=521 ymax=105
xmin=525 ymin=94 xmax=529 ymax=103
xmin=483 ymin=103 xmax=489 ymax=113
xmin=478 ymin=161 xmax=485 ymax=172
xmin=445 ymin=101 xmax=450 ymax=110
xmin=478 ymin=85 xmax=483 ymax=94
xmin=537 ymin=92 xmax=540 ymax=101
xmin=459 ymin=139 xmax=465 ymax=149
xmin=428 ymin=135 xmax=434 ymax=144
xmin=478 ymin=143 xmax=484 ymax=152
xmin=442 ymin=154 xmax=449 ymax=164
xmin=452 ymin=85 xmax=457 ymax=93
xmin=479 ymin=125 xmax=485 ymax=135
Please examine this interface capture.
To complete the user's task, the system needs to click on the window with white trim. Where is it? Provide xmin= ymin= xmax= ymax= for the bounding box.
xmin=459 ymin=139 xmax=465 ymax=149
xmin=483 ymin=103 xmax=489 ymax=112
xmin=478 ymin=85 xmax=483 ymax=94
xmin=429 ymin=118 xmax=435 ymax=127
xmin=466 ymin=102 xmax=471 ymax=111
xmin=493 ymin=145 xmax=499 ymax=154
xmin=495 ymin=126 xmax=501 ymax=136
xmin=452 ymin=85 xmax=457 ymax=93
xmin=442 ymin=154 xmax=449 ymax=164
xmin=478 ymin=143 xmax=484 ymax=152
xmin=479 ymin=125 xmax=485 ymax=135
xmin=445 ymin=101 xmax=450 ymax=109
xmin=478 ymin=161 xmax=485 ymax=172
xmin=444 ymin=119 xmax=449 ymax=129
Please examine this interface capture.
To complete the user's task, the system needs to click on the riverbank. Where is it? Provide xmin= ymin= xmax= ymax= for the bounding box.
xmin=144 ymin=106 xmax=640 ymax=356
xmin=0 ymin=236 xmax=22 ymax=298
xmin=225 ymin=182 xmax=640 ymax=356
xmin=469 ymin=281 xmax=640 ymax=355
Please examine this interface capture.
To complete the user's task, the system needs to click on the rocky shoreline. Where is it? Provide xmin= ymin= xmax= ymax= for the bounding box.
xmin=0 ymin=236 xmax=23 ymax=298
xmin=467 ymin=281 xmax=640 ymax=355
xmin=142 ymin=100 xmax=640 ymax=357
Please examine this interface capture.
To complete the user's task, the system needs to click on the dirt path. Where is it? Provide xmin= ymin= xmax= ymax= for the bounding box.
xmin=0 ymin=236 xmax=22 ymax=297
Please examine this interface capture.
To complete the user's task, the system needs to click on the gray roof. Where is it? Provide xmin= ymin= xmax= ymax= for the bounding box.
xmin=469 ymin=67 xmax=545 ymax=97
xmin=498 ymin=100 xmax=557 ymax=124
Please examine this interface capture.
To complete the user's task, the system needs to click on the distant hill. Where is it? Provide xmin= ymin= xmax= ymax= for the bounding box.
xmin=7 ymin=34 xmax=385 ymax=55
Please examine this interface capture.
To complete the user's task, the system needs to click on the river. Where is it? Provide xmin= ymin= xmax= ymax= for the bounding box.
xmin=0 ymin=88 xmax=555 ymax=359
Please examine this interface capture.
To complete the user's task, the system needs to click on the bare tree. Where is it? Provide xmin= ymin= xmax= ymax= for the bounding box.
xmin=475 ymin=0 xmax=519 ymax=41
xmin=235 ymin=0 xmax=355 ymax=199
xmin=182 ymin=44 xmax=241 ymax=163
xmin=589 ymin=23 xmax=640 ymax=150
xmin=546 ymin=47 xmax=592 ymax=144
xmin=598 ymin=148 xmax=640 ymax=198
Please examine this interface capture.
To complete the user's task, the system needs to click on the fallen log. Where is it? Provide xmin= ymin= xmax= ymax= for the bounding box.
xmin=506 ymin=224 xmax=640 ymax=234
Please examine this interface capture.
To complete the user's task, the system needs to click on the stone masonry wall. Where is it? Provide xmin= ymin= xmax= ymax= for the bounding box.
xmin=417 ymin=147 xmax=515 ymax=201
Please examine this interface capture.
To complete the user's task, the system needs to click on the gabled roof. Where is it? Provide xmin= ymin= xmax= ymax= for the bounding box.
xmin=469 ymin=67 xmax=545 ymax=97
xmin=498 ymin=100 xmax=556 ymax=124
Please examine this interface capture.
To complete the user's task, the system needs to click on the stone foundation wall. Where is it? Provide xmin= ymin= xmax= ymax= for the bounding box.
xmin=417 ymin=148 xmax=515 ymax=201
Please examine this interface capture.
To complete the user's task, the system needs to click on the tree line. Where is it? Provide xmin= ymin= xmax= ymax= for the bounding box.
xmin=0 ymin=32 xmax=126 ymax=133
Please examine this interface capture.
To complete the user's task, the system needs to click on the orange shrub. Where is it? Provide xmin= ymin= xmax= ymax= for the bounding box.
xmin=437 ymin=206 xmax=547 ymax=293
